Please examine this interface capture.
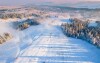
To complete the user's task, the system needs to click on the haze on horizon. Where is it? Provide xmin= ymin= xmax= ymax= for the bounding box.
xmin=0 ymin=0 xmax=100 ymax=6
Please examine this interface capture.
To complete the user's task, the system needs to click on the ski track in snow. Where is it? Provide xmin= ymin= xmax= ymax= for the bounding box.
xmin=0 ymin=17 xmax=100 ymax=63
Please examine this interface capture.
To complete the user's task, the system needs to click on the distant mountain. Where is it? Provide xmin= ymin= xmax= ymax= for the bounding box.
xmin=59 ymin=1 xmax=100 ymax=9
xmin=25 ymin=1 xmax=100 ymax=9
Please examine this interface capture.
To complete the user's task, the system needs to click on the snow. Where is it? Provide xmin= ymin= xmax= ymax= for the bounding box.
xmin=61 ymin=19 xmax=72 ymax=24
xmin=88 ymin=21 xmax=98 ymax=27
xmin=0 ymin=41 xmax=20 ymax=58
xmin=0 ymin=16 xmax=100 ymax=63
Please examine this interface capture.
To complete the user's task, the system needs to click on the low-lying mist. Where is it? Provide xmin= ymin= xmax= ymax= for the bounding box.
xmin=0 ymin=22 xmax=14 ymax=34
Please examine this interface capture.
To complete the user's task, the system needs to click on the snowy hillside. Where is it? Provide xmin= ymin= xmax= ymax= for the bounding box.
xmin=0 ymin=5 xmax=100 ymax=63
xmin=0 ymin=14 xmax=100 ymax=63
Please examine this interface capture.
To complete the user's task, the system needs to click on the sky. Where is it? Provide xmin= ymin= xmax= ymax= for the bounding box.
xmin=0 ymin=0 xmax=100 ymax=6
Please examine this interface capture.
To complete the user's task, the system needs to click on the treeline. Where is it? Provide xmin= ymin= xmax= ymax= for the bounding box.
xmin=61 ymin=18 xmax=100 ymax=48
xmin=0 ymin=13 xmax=41 ymax=19
xmin=0 ymin=13 xmax=33 ymax=19
xmin=0 ymin=33 xmax=12 ymax=44
xmin=13 ymin=19 xmax=39 ymax=30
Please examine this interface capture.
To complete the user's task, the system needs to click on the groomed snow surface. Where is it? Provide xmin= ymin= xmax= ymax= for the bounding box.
xmin=0 ymin=17 xmax=100 ymax=63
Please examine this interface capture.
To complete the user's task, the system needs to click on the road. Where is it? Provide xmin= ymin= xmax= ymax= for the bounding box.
xmin=13 ymin=23 xmax=100 ymax=63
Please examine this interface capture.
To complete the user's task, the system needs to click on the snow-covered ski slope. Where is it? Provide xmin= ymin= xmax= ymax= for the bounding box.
xmin=0 ymin=17 xmax=100 ymax=63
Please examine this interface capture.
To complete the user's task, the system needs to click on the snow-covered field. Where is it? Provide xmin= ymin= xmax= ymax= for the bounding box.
xmin=0 ymin=16 xmax=100 ymax=63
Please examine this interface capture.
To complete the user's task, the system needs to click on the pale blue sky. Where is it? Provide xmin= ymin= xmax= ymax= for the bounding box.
xmin=0 ymin=0 xmax=99 ymax=6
